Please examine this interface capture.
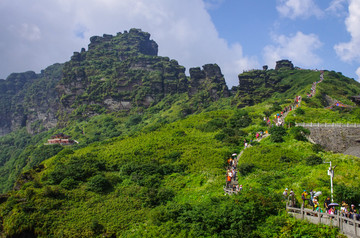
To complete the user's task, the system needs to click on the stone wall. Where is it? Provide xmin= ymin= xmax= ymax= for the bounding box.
xmin=306 ymin=127 xmax=360 ymax=157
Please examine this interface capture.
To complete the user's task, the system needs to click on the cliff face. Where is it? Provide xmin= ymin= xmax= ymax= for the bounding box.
xmin=0 ymin=29 xmax=230 ymax=135
xmin=0 ymin=65 xmax=61 ymax=136
xmin=234 ymin=69 xmax=290 ymax=107
xmin=188 ymin=64 xmax=229 ymax=100
xmin=56 ymin=28 xmax=192 ymax=125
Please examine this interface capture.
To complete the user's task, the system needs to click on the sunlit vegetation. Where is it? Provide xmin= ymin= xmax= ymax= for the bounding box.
xmin=1 ymin=62 xmax=360 ymax=236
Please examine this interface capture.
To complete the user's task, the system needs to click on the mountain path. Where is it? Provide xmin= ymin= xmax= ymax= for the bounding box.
xmin=223 ymin=72 xmax=325 ymax=195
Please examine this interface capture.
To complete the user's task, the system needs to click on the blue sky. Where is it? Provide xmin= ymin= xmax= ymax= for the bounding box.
xmin=206 ymin=0 xmax=359 ymax=80
xmin=0 ymin=0 xmax=359 ymax=87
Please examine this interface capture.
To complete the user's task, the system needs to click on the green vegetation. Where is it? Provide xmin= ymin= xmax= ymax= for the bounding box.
xmin=1 ymin=95 xmax=358 ymax=236
xmin=1 ymin=37 xmax=360 ymax=237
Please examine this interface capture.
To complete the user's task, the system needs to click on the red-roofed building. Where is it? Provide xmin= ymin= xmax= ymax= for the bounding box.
xmin=46 ymin=133 xmax=75 ymax=145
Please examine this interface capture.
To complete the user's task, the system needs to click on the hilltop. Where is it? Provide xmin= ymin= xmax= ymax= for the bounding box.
xmin=0 ymin=29 xmax=228 ymax=136
xmin=0 ymin=29 xmax=360 ymax=237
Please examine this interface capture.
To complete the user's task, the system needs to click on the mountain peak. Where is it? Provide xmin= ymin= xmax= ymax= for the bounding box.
xmin=84 ymin=28 xmax=158 ymax=58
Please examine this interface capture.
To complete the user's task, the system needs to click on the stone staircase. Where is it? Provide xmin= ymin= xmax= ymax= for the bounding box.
xmin=223 ymin=133 xmax=270 ymax=195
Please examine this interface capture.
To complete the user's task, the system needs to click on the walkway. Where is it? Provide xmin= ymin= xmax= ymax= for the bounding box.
xmin=296 ymin=122 xmax=360 ymax=128
xmin=223 ymin=131 xmax=270 ymax=195
xmin=223 ymin=94 xmax=301 ymax=195
xmin=223 ymin=72 xmax=325 ymax=195
xmin=287 ymin=204 xmax=360 ymax=238
xmin=307 ymin=71 xmax=324 ymax=98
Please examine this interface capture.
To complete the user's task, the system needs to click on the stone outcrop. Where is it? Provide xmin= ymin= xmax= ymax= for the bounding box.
xmin=0 ymin=65 xmax=61 ymax=136
xmin=275 ymin=59 xmax=294 ymax=70
xmin=0 ymin=29 xmax=231 ymax=135
xmin=87 ymin=28 xmax=158 ymax=56
xmin=234 ymin=69 xmax=290 ymax=107
xmin=56 ymin=28 xmax=190 ymax=124
xmin=188 ymin=64 xmax=229 ymax=99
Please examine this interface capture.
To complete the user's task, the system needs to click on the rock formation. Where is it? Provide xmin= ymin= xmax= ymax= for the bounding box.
xmin=0 ymin=66 xmax=60 ymax=136
xmin=275 ymin=60 xmax=294 ymax=70
xmin=0 ymin=29 xmax=230 ymax=135
xmin=234 ymin=69 xmax=290 ymax=107
xmin=188 ymin=64 xmax=229 ymax=99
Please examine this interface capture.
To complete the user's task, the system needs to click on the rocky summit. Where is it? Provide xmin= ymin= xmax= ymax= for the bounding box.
xmin=0 ymin=29 xmax=229 ymax=135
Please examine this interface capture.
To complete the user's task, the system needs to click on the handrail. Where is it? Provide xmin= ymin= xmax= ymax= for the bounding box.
xmin=296 ymin=122 xmax=360 ymax=128
xmin=287 ymin=204 xmax=360 ymax=237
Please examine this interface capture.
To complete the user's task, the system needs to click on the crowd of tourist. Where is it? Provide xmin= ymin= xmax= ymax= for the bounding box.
xmin=286 ymin=188 xmax=360 ymax=220
xmin=307 ymin=72 xmax=324 ymax=98
xmin=263 ymin=95 xmax=301 ymax=127
xmin=225 ymin=153 xmax=243 ymax=194
xmin=224 ymin=95 xmax=303 ymax=195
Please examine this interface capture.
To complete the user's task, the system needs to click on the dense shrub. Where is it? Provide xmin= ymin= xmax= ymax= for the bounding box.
xmin=86 ymin=174 xmax=111 ymax=193
xmin=214 ymin=132 xmax=226 ymax=141
xmin=334 ymin=184 xmax=360 ymax=206
xmin=290 ymin=126 xmax=310 ymax=141
xmin=305 ymin=155 xmax=323 ymax=166
xmin=28 ymin=144 xmax=63 ymax=168
xmin=238 ymin=162 xmax=255 ymax=176
xmin=125 ymin=114 xmax=142 ymax=127
xmin=162 ymin=151 xmax=182 ymax=162
xmin=263 ymin=110 xmax=271 ymax=117
xmin=48 ymin=156 xmax=105 ymax=184
xmin=221 ymin=128 xmax=236 ymax=137
xmin=312 ymin=144 xmax=324 ymax=153
xmin=280 ymin=156 xmax=292 ymax=163
xmin=269 ymin=126 xmax=287 ymax=143
xmin=257 ymin=212 xmax=341 ymax=237
xmin=197 ymin=118 xmax=226 ymax=132
xmin=146 ymin=189 xmax=282 ymax=237
xmin=228 ymin=109 xmax=252 ymax=129
xmin=173 ymin=130 xmax=186 ymax=137
xmin=59 ymin=177 xmax=78 ymax=190
xmin=43 ymin=186 xmax=64 ymax=199
xmin=270 ymin=102 xmax=282 ymax=113
xmin=302 ymin=97 xmax=310 ymax=104
xmin=296 ymin=107 xmax=305 ymax=115
xmin=90 ymin=219 xmax=104 ymax=234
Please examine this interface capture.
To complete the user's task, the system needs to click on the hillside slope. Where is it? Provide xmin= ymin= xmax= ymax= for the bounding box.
xmin=1 ymin=100 xmax=358 ymax=237
xmin=1 ymin=30 xmax=360 ymax=237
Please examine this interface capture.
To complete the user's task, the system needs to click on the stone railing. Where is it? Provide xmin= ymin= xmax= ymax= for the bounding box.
xmin=287 ymin=204 xmax=360 ymax=237
xmin=296 ymin=122 xmax=360 ymax=128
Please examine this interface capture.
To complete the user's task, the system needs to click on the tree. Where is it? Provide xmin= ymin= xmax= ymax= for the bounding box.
xmin=269 ymin=126 xmax=287 ymax=143
xmin=238 ymin=162 xmax=255 ymax=176
xmin=290 ymin=126 xmax=310 ymax=141
xmin=86 ymin=174 xmax=111 ymax=193
xmin=228 ymin=109 xmax=252 ymax=129
xmin=305 ymin=155 xmax=322 ymax=166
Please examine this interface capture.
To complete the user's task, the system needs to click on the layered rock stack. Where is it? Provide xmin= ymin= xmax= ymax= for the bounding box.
xmin=275 ymin=59 xmax=294 ymax=70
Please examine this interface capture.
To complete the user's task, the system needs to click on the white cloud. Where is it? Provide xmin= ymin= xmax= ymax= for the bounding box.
xmin=0 ymin=0 xmax=256 ymax=86
xmin=276 ymin=0 xmax=323 ymax=19
xmin=356 ymin=67 xmax=360 ymax=79
xmin=334 ymin=0 xmax=360 ymax=62
xmin=8 ymin=23 xmax=41 ymax=41
xmin=203 ymin=0 xmax=225 ymax=10
xmin=326 ymin=0 xmax=347 ymax=17
xmin=263 ymin=31 xmax=323 ymax=69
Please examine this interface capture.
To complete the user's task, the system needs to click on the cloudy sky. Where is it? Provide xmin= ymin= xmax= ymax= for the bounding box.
xmin=0 ymin=0 xmax=359 ymax=87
